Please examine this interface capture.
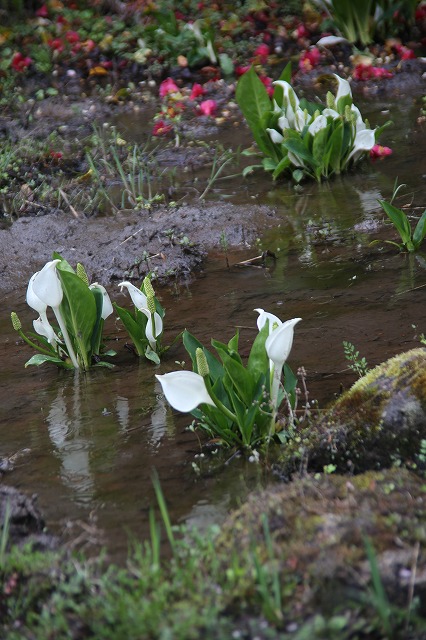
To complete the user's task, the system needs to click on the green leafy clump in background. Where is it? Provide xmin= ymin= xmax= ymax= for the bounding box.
xmin=236 ymin=64 xmax=391 ymax=184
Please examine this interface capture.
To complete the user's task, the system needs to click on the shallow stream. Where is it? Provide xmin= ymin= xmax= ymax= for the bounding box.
xmin=1 ymin=94 xmax=425 ymax=560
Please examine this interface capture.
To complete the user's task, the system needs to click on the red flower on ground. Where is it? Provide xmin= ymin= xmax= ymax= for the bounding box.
xmin=415 ymin=3 xmax=426 ymax=21
xmin=159 ymin=77 xmax=180 ymax=98
xmin=235 ymin=64 xmax=251 ymax=77
xmin=370 ymin=144 xmax=392 ymax=161
xmin=11 ymin=52 xmax=32 ymax=72
xmin=253 ymin=43 xmax=270 ymax=63
xmin=65 ymin=30 xmax=80 ymax=44
xmin=353 ymin=64 xmax=393 ymax=80
xmin=198 ymin=99 xmax=217 ymax=116
xmin=298 ymin=47 xmax=321 ymax=73
xmin=48 ymin=38 xmax=64 ymax=52
xmin=152 ymin=120 xmax=174 ymax=136
xmin=35 ymin=4 xmax=48 ymax=17
xmin=259 ymin=75 xmax=274 ymax=97
xmin=49 ymin=151 xmax=63 ymax=160
xmin=395 ymin=44 xmax=416 ymax=59
xmin=294 ymin=24 xmax=310 ymax=39
xmin=190 ymin=83 xmax=205 ymax=100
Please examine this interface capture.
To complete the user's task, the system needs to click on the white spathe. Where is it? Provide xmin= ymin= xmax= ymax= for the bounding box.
xmin=156 ymin=371 xmax=216 ymax=413
xmin=33 ymin=316 xmax=59 ymax=347
xmin=90 ymin=283 xmax=113 ymax=320
xmin=265 ymin=318 xmax=302 ymax=368
xmin=308 ymin=114 xmax=328 ymax=136
xmin=333 ymin=73 xmax=352 ymax=104
xmin=118 ymin=281 xmax=148 ymax=311
xmin=266 ymin=128 xmax=284 ymax=144
xmin=254 ymin=308 xmax=282 ymax=332
xmin=31 ymin=259 xmax=63 ymax=309
xmin=347 ymin=128 xmax=376 ymax=164
xmin=142 ymin=309 xmax=163 ymax=350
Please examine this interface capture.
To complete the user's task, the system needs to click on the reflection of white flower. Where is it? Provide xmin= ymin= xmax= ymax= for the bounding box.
xmin=155 ymin=371 xmax=215 ymax=413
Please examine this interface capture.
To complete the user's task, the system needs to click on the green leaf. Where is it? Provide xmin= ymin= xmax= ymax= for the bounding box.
xmin=92 ymin=361 xmax=115 ymax=369
xmin=272 ymin=155 xmax=290 ymax=180
xmin=228 ymin=332 xmax=239 ymax=352
xmin=242 ymin=164 xmax=263 ymax=177
xmin=52 ymin=252 xmax=75 ymax=273
xmin=236 ymin=67 xmax=278 ymax=160
xmin=145 ymin=345 xmax=161 ymax=364
xmin=247 ymin=322 xmax=269 ymax=379
xmin=272 ymin=61 xmax=291 ymax=105
xmin=412 ymin=210 xmax=426 ymax=249
xmin=212 ymin=338 xmax=242 ymax=365
xmin=378 ymin=200 xmax=412 ymax=246
xmin=182 ymin=330 xmax=223 ymax=381
xmin=218 ymin=52 xmax=234 ymax=77
xmin=56 ymin=268 xmax=97 ymax=370
xmin=113 ymin=302 xmax=147 ymax=356
xmin=326 ymin=123 xmax=344 ymax=174
xmin=282 ymin=136 xmax=317 ymax=167
xmin=25 ymin=353 xmax=68 ymax=368
xmin=214 ymin=347 xmax=254 ymax=406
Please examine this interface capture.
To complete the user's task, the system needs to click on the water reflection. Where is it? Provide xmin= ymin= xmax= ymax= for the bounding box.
xmin=46 ymin=376 xmax=94 ymax=505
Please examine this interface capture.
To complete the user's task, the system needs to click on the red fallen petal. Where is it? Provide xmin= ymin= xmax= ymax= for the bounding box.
xmin=198 ymin=99 xmax=217 ymax=116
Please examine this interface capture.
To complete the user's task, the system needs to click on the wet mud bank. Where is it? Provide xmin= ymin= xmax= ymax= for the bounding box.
xmin=0 ymin=202 xmax=279 ymax=295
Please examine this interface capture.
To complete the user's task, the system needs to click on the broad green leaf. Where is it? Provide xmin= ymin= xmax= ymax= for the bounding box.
xmin=272 ymin=155 xmax=290 ymax=180
xmin=212 ymin=338 xmax=242 ymax=365
xmin=228 ymin=332 xmax=239 ymax=352
xmin=53 ymin=252 xmax=75 ymax=273
xmin=262 ymin=157 xmax=278 ymax=171
xmin=242 ymin=164 xmax=264 ymax=177
xmin=145 ymin=346 xmax=160 ymax=365
xmin=412 ymin=210 xmax=426 ymax=249
xmin=379 ymin=200 xmax=412 ymax=245
xmin=57 ymin=269 xmax=97 ymax=370
xmin=25 ymin=353 xmax=68 ymax=368
xmin=215 ymin=347 xmax=254 ymax=406
xmin=272 ymin=61 xmax=291 ymax=105
xmin=182 ymin=330 xmax=223 ymax=381
xmin=326 ymin=123 xmax=344 ymax=174
xmin=282 ymin=137 xmax=317 ymax=167
xmin=236 ymin=67 xmax=278 ymax=160
xmin=93 ymin=361 xmax=115 ymax=369
xmin=113 ymin=302 xmax=147 ymax=356
xmin=283 ymin=363 xmax=298 ymax=408
xmin=218 ymin=52 xmax=234 ymax=77
xmin=312 ymin=126 xmax=329 ymax=166
xmin=247 ymin=322 xmax=269 ymax=379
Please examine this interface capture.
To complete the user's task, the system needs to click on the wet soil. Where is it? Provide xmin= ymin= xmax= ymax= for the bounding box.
xmin=0 ymin=57 xmax=425 ymax=294
xmin=0 ymin=203 xmax=279 ymax=294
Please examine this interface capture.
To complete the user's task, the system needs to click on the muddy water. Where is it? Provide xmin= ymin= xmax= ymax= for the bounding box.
xmin=1 ymin=95 xmax=426 ymax=560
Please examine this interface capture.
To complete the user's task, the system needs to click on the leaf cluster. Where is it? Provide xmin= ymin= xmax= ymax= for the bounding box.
xmin=182 ymin=327 xmax=296 ymax=450
xmin=23 ymin=253 xmax=115 ymax=370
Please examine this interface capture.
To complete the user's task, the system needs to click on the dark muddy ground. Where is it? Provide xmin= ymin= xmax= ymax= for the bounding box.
xmin=0 ymin=57 xmax=425 ymax=295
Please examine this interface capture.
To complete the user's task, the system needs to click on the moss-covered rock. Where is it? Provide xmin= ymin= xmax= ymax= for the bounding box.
xmin=286 ymin=348 xmax=426 ymax=474
xmin=217 ymin=469 xmax=426 ymax=624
